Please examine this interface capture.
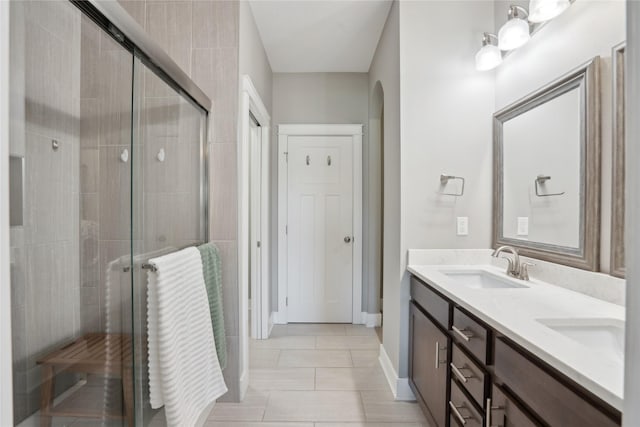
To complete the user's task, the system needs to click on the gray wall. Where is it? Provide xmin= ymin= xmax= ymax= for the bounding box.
xmin=270 ymin=72 xmax=370 ymax=313
xmin=368 ymin=0 xmax=402 ymax=374
xmin=239 ymin=2 xmax=273 ymax=113
xmin=396 ymin=0 xmax=496 ymax=378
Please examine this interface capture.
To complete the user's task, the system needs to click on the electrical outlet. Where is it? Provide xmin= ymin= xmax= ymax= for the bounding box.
xmin=517 ymin=217 xmax=529 ymax=236
xmin=457 ymin=217 xmax=469 ymax=236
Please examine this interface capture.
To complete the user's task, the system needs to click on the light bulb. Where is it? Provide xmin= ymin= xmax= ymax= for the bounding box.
xmin=498 ymin=16 xmax=531 ymax=51
xmin=529 ymin=0 xmax=570 ymax=23
xmin=475 ymin=44 xmax=502 ymax=71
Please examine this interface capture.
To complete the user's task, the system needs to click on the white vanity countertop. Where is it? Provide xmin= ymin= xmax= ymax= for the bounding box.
xmin=407 ymin=263 xmax=625 ymax=411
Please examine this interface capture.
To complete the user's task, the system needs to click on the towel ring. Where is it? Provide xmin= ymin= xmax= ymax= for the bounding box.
xmin=438 ymin=174 xmax=465 ymax=197
xmin=535 ymin=175 xmax=565 ymax=197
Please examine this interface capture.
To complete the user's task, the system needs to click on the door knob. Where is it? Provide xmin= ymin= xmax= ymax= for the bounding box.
xmin=344 ymin=236 xmax=352 ymax=243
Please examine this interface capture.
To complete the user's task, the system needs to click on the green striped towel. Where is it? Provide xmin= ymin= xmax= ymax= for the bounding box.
xmin=198 ymin=242 xmax=227 ymax=370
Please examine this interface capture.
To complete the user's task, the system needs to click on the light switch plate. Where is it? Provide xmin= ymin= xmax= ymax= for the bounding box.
xmin=457 ymin=217 xmax=469 ymax=236
xmin=517 ymin=217 xmax=529 ymax=236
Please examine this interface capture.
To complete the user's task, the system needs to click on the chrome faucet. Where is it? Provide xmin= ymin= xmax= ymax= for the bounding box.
xmin=492 ymin=246 xmax=520 ymax=277
xmin=491 ymin=246 xmax=534 ymax=280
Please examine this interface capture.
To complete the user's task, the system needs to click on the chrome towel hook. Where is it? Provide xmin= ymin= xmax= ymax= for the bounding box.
xmin=327 ymin=155 xmax=332 ymax=166
xmin=306 ymin=155 xmax=310 ymax=166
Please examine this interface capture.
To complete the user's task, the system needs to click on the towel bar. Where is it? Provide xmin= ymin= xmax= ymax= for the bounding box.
xmin=141 ymin=262 xmax=158 ymax=272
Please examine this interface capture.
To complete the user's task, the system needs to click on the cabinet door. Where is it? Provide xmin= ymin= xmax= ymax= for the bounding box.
xmin=489 ymin=384 xmax=540 ymax=427
xmin=409 ymin=302 xmax=449 ymax=427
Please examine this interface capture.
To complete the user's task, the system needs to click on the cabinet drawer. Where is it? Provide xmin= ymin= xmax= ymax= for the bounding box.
xmin=449 ymin=380 xmax=483 ymax=427
xmin=451 ymin=308 xmax=489 ymax=364
xmin=410 ymin=276 xmax=450 ymax=329
xmin=451 ymin=344 xmax=487 ymax=408
xmin=489 ymin=384 xmax=540 ymax=427
xmin=494 ymin=338 xmax=620 ymax=427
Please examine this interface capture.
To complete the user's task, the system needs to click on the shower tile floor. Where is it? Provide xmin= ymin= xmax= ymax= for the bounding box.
xmin=205 ymin=324 xmax=430 ymax=427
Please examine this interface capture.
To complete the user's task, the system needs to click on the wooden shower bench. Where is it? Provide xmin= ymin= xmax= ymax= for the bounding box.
xmin=37 ymin=333 xmax=134 ymax=427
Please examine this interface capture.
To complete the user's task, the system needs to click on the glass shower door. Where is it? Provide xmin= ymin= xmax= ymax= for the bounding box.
xmin=8 ymin=1 xmax=136 ymax=425
xmin=8 ymin=2 xmax=209 ymax=426
xmin=130 ymin=57 xmax=208 ymax=427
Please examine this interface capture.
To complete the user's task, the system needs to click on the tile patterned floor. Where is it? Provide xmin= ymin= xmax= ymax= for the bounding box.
xmin=29 ymin=324 xmax=428 ymax=426
xmin=206 ymin=324 xmax=430 ymax=427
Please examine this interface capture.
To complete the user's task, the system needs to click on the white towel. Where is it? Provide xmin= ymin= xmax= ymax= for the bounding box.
xmin=147 ymin=247 xmax=227 ymax=426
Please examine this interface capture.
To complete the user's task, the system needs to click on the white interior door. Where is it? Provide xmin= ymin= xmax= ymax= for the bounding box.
xmin=249 ymin=118 xmax=262 ymax=338
xmin=287 ymin=135 xmax=353 ymax=323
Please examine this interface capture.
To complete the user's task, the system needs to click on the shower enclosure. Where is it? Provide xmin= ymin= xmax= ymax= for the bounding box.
xmin=8 ymin=1 xmax=210 ymax=425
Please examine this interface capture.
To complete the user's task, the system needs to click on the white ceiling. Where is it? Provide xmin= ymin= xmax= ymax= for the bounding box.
xmin=249 ymin=0 xmax=393 ymax=73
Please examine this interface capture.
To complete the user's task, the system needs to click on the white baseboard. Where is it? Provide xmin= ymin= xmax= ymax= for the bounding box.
xmin=396 ymin=377 xmax=416 ymax=401
xmin=273 ymin=311 xmax=379 ymax=327
xmin=268 ymin=312 xmax=275 ymax=336
xmin=362 ymin=312 xmax=382 ymax=328
xmin=239 ymin=369 xmax=249 ymax=401
xmin=378 ymin=343 xmax=398 ymax=396
xmin=378 ymin=344 xmax=416 ymax=401
xmin=272 ymin=311 xmax=287 ymax=325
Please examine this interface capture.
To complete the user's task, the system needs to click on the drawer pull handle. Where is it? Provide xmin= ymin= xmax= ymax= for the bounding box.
xmin=449 ymin=401 xmax=471 ymax=425
xmin=486 ymin=398 xmax=505 ymax=427
xmin=434 ymin=341 xmax=446 ymax=369
xmin=450 ymin=363 xmax=473 ymax=383
xmin=452 ymin=325 xmax=474 ymax=342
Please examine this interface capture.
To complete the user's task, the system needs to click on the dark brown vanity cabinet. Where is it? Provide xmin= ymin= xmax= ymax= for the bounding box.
xmin=409 ymin=301 xmax=449 ymax=427
xmin=409 ymin=274 xmax=622 ymax=427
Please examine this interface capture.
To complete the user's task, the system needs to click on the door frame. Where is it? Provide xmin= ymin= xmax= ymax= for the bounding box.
xmin=277 ymin=124 xmax=363 ymax=324
xmin=238 ymin=75 xmax=270 ymax=399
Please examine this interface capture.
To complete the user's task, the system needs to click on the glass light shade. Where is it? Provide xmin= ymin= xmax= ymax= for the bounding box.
xmin=475 ymin=44 xmax=502 ymax=71
xmin=528 ymin=0 xmax=570 ymax=23
xmin=498 ymin=17 xmax=531 ymax=50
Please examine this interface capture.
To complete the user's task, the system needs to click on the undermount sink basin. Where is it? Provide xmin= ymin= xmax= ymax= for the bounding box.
xmin=439 ymin=269 xmax=529 ymax=289
xmin=538 ymin=318 xmax=625 ymax=364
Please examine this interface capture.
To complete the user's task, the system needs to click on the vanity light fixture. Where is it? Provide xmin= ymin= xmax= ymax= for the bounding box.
xmin=498 ymin=5 xmax=531 ymax=51
xmin=475 ymin=33 xmax=502 ymax=71
xmin=528 ymin=0 xmax=570 ymax=23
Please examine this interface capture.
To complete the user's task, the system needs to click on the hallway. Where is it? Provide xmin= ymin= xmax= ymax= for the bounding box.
xmin=206 ymin=324 xmax=428 ymax=426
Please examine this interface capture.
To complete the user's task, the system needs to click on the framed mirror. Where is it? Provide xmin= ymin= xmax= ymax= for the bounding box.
xmin=493 ymin=57 xmax=601 ymax=271
xmin=611 ymin=43 xmax=625 ymax=278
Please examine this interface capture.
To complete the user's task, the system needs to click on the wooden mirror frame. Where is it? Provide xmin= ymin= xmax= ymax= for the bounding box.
xmin=493 ymin=57 xmax=601 ymax=271
xmin=611 ymin=43 xmax=626 ymax=278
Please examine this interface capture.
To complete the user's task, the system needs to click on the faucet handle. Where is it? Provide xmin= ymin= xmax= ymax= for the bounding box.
xmin=518 ymin=262 xmax=535 ymax=281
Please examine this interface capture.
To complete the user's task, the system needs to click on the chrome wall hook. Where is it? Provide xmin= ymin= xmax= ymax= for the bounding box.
xmin=306 ymin=155 xmax=310 ymax=166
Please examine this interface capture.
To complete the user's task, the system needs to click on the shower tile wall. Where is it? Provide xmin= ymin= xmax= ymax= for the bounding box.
xmin=118 ymin=0 xmax=242 ymax=401
xmin=9 ymin=1 xmax=82 ymax=422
